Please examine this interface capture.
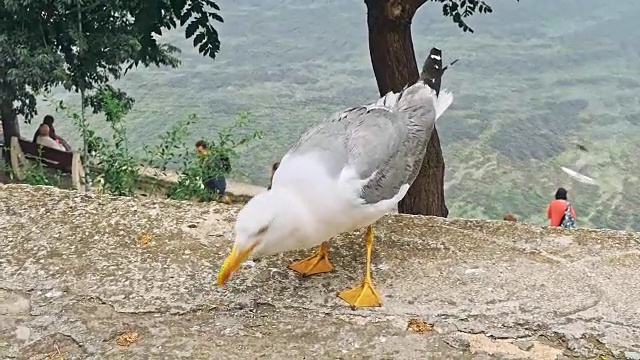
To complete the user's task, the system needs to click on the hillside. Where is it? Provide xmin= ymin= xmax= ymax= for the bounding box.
xmin=23 ymin=0 xmax=640 ymax=230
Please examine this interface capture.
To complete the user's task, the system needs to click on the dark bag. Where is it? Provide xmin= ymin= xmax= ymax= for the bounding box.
xmin=560 ymin=202 xmax=576 ymax=229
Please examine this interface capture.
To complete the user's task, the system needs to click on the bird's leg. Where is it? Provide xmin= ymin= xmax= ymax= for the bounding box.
xmin=338 ymin=225 xmax=382 ymax=308
xmin=288 ymin=241 xmax=334 ymax=276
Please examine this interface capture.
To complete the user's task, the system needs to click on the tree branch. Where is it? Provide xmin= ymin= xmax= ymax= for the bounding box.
xmin=406 ymin=0 xmax=428 ymax=11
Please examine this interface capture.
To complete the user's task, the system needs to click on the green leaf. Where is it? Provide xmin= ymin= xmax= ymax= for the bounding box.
xmin=193 ymin=32 xmax=206 ymax=47
xmin=206 ymin=0 xmax=220 ymax=11
xmin=185 ymin=20 xmax=199 ymax=38
xmin=1 ymin=0 xmax=223 ymax=119
xmin=179 ymin=9 xmax=193 ymax=26
xmin=210 ymin=12 xmax=224 ymax=23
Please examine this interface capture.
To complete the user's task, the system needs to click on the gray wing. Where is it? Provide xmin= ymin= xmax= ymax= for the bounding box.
xmin=286 ymin=106 xmax=434 ymax=204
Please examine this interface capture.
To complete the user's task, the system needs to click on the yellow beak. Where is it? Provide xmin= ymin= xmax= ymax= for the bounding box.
xmin=217 ymin=244 xmax=255 ymax=287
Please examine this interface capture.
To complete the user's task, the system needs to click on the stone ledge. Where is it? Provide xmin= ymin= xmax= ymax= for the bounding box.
xmin=1 ymin=184 xmax=639 ymax=359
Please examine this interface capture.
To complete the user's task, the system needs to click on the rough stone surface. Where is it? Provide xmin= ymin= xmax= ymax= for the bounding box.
xmin=625 ymin=351 xmax=640 ymax=360
xmin=1 ymin=184 xmax=639 ymax=359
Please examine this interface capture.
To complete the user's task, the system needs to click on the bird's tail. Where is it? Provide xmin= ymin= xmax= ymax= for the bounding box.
xmin=432 ymin=88 xmax=454 ymax=121
xmin=374 ymin=83 xmax=453 ymax=123
xmin=372 ymin=48 xmax=454 ymax=122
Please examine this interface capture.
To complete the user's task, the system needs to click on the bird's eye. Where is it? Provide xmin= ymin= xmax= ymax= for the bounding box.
xmin=255 ymin=225 xmax=269 ymax=236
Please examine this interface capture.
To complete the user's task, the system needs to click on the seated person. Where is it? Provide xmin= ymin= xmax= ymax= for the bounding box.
xmin=32 ymin=115 xmax=72 ymax=151
xmin=36 ymin=124 xmax=67 ymax=152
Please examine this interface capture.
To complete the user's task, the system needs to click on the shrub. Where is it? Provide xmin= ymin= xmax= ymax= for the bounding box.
xmin=40 ymin=87 xmax=263 ymax=201
xmin=167 ymin=112 xmax=262 ymax=200
xmin=54 ymin=88 xmax=140 ymax=196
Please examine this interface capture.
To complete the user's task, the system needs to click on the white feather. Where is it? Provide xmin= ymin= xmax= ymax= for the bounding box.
xmin=434 ymin=89 xmax=454 ymax=121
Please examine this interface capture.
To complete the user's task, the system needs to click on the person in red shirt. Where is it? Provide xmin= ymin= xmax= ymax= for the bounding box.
xmin=547 ymin=187 xmax=577 ymax=227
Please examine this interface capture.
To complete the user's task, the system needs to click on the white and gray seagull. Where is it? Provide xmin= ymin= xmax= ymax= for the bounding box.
xmin=561 ymin=142 xmax=597 ymax=186
xmin=217 ymin=55 xmax=454 ymax=309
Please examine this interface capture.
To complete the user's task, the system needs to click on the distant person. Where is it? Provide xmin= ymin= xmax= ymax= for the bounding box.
xmin=196 ymin=140 xmax=231 ymax=204
xmin=36 ymin=124 xmax=66 ymax=152
xmin=32 ymin=115 xmax=72 ymax=151
xmin=0 ymin=120 xmax=4 ymax=157
xmin=267 ymin=161 xmax=280 ymax=190
xmin=503 ymin=214 xmax=517 ymax=222
xmin=547 ymin=187 xmax=577 ymax=229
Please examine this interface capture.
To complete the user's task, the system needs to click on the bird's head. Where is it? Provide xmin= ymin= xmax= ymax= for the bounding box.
xmin=217 ymin=190 xmax=295 ymax=286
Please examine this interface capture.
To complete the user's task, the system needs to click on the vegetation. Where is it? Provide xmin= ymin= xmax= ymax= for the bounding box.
xmin=0 ymin=0 xmax=240 ymax=200
xmin=8 ymin=88 xmax=260 ymax=202
xmin=3 ymin=0 xmax=640 ymax=231
xmin=0 ymin=0 xmax=224 ymax=163
xmin=158 ymin=111 xmax=262 ymax=201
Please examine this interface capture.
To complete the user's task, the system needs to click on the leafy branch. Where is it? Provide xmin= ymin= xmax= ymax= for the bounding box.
xmin=428 ymin=0 xmax=517 ymax=33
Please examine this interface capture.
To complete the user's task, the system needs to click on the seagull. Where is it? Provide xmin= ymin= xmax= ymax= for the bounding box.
xmin=422 ymin=47 xmax=459 ymax=97
xmin=217 ymin=53 xmax=454 ymax=308
xmin=561 ymin=144 xmax=597 ymax=185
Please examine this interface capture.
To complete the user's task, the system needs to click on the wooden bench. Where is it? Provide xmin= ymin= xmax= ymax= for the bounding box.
xmin=10 ymin=136 xmax=85 ymax=190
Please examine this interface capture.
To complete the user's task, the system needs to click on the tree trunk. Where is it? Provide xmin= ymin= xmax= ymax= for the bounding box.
xmin=365 ymin=0 xmax=448 ymax=217
xmin=1 ymin=100 xmax=20 ymax=168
